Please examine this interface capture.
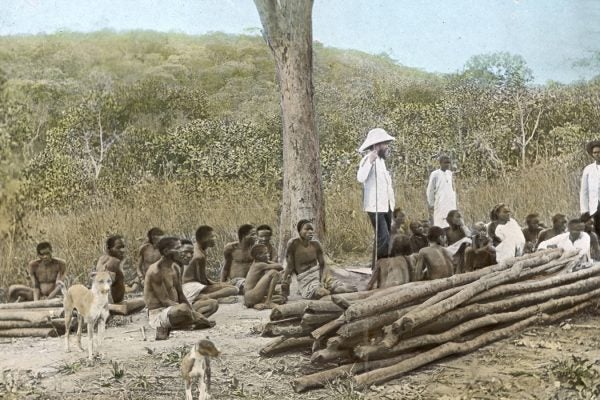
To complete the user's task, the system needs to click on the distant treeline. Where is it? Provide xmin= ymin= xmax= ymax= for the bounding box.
xmin=0 ymin=31 xmax=598 ymax=212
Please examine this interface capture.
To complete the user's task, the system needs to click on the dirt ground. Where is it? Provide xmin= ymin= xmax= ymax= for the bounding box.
xmin=3 ymin=282 xmax=600 ymax=400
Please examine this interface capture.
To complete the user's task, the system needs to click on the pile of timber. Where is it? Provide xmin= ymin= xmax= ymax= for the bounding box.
xmin=0 ymin=298 xmax=66 ymax=338
xmin=259 ymin=249 xmax=600 ymax=392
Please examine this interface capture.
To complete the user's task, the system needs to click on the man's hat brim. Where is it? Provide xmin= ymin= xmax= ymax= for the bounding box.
xmin=586 ymin=140 xmax=600 ymax=155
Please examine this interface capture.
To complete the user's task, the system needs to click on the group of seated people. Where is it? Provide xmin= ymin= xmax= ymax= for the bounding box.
xmin=370 ymin=205 xmax=596 ymax=290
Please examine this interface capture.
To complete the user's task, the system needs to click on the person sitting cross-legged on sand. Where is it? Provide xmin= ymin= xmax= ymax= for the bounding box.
xmin=220 ymin=224 xmax=257 ymax=294
xmin=522 ymin=213 xmax=543 ymax=254
xmin=244 ymin=244 xmax=287 ymax=310
xmin=8 ymin=242 xmax=66 ymax=302
xmin=536 ymin=213 xmax=567 ymax=247
xmin=256 ymin=224 xmax=278 ymax=262
xmin=283 ymin=219 xmax=356 ymax=300
xmin=464 ymin=222 xmax=496 ymax=273
xmin=489 ymin=204 xmax=526 ymax=263
xmin=182 ymin=226 xmax=238 ymax=304
xmin=538 ymin=218 xmax=590 ymax=262
xmin=414 ymin=226 xmax=455 ymax=280
xmin=145 ymin=236 xmax=215 ymax=340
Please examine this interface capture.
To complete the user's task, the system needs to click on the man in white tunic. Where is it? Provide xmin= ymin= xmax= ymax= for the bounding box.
xmin=580 ymin=140 xmax=600 ymax=237
xmin=538 ymin=219 xmax=590 ymax=261
xmin=357 ymin=128 xmax=396 ymax=259
xmin=427 ymin=155 xmax=457 ymax=229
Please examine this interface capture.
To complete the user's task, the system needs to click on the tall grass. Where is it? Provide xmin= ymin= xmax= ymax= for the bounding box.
xmin=0 ymin=157 xmax=585 ymax=291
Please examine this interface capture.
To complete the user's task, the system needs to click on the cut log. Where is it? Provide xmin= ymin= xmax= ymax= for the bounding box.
xmin=391 ymin=252 xmax=560 ymax=340
xmin=259 ymin=336 xmax=313 ymax=357
xmin=0 ymin=308 xmax=64 ymax=322
xmin=468 ymin=262 xmax=600 ymax=305
xmin=292 ymin=353 xmax=416 ymax=393
xmin=304 ymin=302 xmax=344 ymax=314
xmin=262 ymin=317 xmax=301 ymax=337
xmin=0 ymin=298 xmax=64 ymax=309
xmin=343 ymin=250 xmax=559 ymax=322
xmin=337 ymin=306 xmax=415 ymax=340
xmin=310 ymin=347 xmax=353 ymax=364
xmin=311 ymin=317 xmax=344 ymax=340
xmin=0 ymin=327 xmax=61 ymax=338
xmin=0 ymin=318 xmax=66 ymax=330
xmin=301 ymin=312 xmax=341 ymax=328
xmin=270 ymin=301 xmax=316 ymax=321
xmin=354 ymin=298 xmax=592 ymax=387
xmin=356 ymin=287 xmax=600 ymax=361
xmin=414 ymin=275 xmax=600 ymax=336
xmin=108 ymin=298 xmax=146 ymax=315
xmin=327 ymin=334 xmax=369 ymax=350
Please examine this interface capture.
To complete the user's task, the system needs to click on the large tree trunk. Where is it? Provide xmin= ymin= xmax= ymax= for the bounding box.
xmin=254 ymin=0 xmax=324 ymax=260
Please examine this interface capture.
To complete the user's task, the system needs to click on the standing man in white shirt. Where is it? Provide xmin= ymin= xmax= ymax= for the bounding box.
xmin=356 ymin=128 xmax=396 ymax=260
xmin=538 ymin=219 xmax=590 ymax=261
xmin=427 ymin=155 xmax=457 ymax=229
xmin=580 ymin=140 xmax=600 ymax=237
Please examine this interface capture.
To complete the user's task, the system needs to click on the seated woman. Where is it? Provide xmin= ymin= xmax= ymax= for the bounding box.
xmin=489 ymin=204 xmax=525 ymax=263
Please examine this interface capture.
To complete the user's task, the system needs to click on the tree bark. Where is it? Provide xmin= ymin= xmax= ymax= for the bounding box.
xmin=262 ymin=317 xmax=301 ymax=337
xmin=254 ymin=0 xmax=324 ymax=260
xmin=0 ymin=298 xmax=63 ymax=309
xmin=270 ymin=301 xmax=315 ymax=321
xmin=259 ymin=336 xmax=313 ymax=357
xmin=0 ymin=327 xmax=62 ymax=337
xmin=311 ymin=317 xmax=344 ymax=340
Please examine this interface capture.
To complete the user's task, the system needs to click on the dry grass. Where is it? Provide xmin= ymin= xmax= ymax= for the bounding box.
xmin=0 ymin=157 xmax=585 ymax=291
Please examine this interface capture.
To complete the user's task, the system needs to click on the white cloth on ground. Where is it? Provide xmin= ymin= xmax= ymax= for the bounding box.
xmin=296 ymin=265 xmax=321 ymax=299
xmin=182 ymin=281 xmax=206 ymax=304
xmin=148 ymin=307 xmax=172 ymax=329
xmin=426 ymin=169 xmax=457 ymax=229
xmin=494 ymin=218 xmax=526 ymax=263
xmin=538 ymin=232 xmax=591 ymax=261
xmin=446 ymin=237 xmax=472 ymax=256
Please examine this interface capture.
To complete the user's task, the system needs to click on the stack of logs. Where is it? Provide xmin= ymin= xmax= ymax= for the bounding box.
xmin=259 ymin=249 xmax=600 ymax=392
xmin=0 ymin=298 xmax=66 ymax=338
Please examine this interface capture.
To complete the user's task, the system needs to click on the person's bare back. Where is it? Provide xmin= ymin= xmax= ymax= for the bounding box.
xmin=416 ymin=245 xmax=454 ymax=280
xmin=374 ymin=255 xmax=415 ymax=288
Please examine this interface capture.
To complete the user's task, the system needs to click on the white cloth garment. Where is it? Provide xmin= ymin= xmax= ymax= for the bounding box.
xmin=580 ymin=163 xmax=600 ymax=216
xmin=182 ymin=281 xmax=207 ymax=304
xmin=494 ymin=218 xmax=526 ymax=263
xmin=426 ymin=169 xmax=457 ymax=228
xmin=296 ymin=265 xmax=321 ymax=299
xmin=356 ymin=156 xmax=395 ymax=213
xmin=538 ymin=232 xmax=591 ymax=261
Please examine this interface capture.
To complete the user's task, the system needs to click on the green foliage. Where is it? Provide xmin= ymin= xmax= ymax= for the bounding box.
xmin=550 ymin=355 xmax=600 ymax=398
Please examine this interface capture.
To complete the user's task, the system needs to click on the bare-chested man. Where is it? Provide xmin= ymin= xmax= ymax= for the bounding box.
xmin=522 ymin=213 xmax=543 ymax=253
xmin=220 ymin=224 xmax=257 ymax=294
xmin=368 ymin=236 xmax=415 ymax=289
xmin=96 ymin=235 xmax=145 ymax=314
xmin=414 ymin=226 xmax=454 ymax=280
xmin=537 ymin=214 xmax=567 ymax=246
xmin=444 ymin=210 xmax=471 ymax=246
xmin=176 ymin=239 xmax=219 ymax=318
xmin=256 ymin=224 xmax=277 ymax=262
xmin=284 ymin=219 xmax=356 ymax=299
xmin=244 ymin=244 xmax=286 ymax=309
xmin=137 ymin=227 xmax=164 ymax=284
xmin=464 ymin=222 xmax=496 ymax=272
xmin=8 ymin=242 xmax=66 ymax=302
xmin=145 ymin=236 xmax=215 ymax=340
xmin=182 ymin=226 xmax=238 ymax=303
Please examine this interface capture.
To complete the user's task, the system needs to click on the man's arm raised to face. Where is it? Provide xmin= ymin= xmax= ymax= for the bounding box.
xmin=220 ymin=244 xmax=233 ymax=282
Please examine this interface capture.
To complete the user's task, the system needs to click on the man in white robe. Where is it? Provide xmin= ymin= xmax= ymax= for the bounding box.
xmin=427 ymin=155 xmax=457 ymax=229
xmin=580 ymin=140 xmax=600 ymax=237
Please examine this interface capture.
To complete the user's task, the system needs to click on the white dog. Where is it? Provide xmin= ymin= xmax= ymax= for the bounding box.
xmin=181 ymin=339 xmax=220 ymax=400
xmin=63 ymin=271 xmax=112 ymax=360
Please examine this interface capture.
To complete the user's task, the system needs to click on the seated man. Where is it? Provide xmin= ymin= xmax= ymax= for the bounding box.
xmin=182 ymin=226 xmax=238 ymax=304
xmin=408 ymin=221 xmax=429 ymax=254
xmin=536 ymin=214 xmax=567 ymax=247
xmin=244 ymin=244 xmax=286 ymax=309
xmin=96 ymin=235 xmax=145 ymax=314
xmin=464 ymin=222 xmax=496 ymax=272
xmin=220 ymin=224 xmax=257 ymax=294
xmin=521 ymin=213 xmax=543 ymax=253
xmin=538 ymin=219 xmax=590 ymax=261
xmin=490 ymin=204 xmax=526 ymax=262
xmin=137 ymin=227 xmax=164 ymax=285
xmin=414 ymin=226 xmax=454 ymax=280
xmin=145 ymin=236 xmax=215 ymax=340
xmin=580 ymin=212 xmax=600 ymax=261
xmin=284 ymin=219 xmax=356 ymax=299
xmin=8 ymin=242 xmax=66 ymax=302
xmin=256 ymin=224 xmax=277 ymax=262
xmin=444 ymin=210 xmax=471 ymax=246
xmin=368 ymin=235 xmax=415 ymax=289
xmin=176 ymin=239 xmax=218 ymax=318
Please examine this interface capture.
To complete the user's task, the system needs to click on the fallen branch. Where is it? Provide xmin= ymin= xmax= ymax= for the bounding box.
xmin=259 ymin=336 xmax=313 ymax=357
xmin=0 ymin=298 xmax=64 ymax=309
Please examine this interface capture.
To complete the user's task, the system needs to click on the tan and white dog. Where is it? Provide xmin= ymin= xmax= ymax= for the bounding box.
xmin=181 ymin=339 xmax=220 ymax=400
xmin=63 ymin=271 xmax=112 ymax=360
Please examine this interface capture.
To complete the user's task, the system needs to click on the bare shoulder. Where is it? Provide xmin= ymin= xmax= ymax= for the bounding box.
xmin=310 ymin=239 xmax=324 ymax=250
xmin=286 ymin=237 xmax=300 ymax=251
xmin=223 ymin=241 xmax=238 ymax=254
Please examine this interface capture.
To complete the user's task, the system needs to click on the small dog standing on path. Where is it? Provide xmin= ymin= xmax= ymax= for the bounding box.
xmin=63 ymin=271 xmax=112 ymax=360
xmin=181 ymin=339 xmax=220 ymax=400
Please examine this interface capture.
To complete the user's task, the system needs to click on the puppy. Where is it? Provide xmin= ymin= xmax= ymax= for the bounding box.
xmin=63 ymin=271 xmax=112 ymax=360
xmin=181 ymin=339 xmax=220 ymax=400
